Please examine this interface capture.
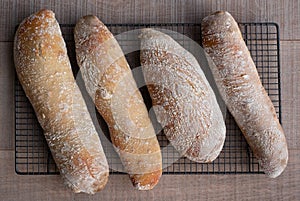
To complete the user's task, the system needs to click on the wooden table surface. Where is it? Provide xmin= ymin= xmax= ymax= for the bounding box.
xmin=0 ymin=0 xmax=299 ymax=200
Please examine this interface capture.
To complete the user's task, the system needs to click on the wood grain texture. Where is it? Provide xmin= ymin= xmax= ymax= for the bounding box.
xmin=0 ymin=42 xmax=14 ymax=150
xmin=280 ymin=41 xmax=300 ymax=149
xmin=0 ymin=150 xmax=299 ymax=201
xmin=0 ymin=0 xmax=299 ymax=200
xmin=0 ymin=0 xmax=299 ymax=41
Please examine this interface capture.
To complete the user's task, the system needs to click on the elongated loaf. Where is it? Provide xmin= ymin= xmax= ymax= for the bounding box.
xmin=14 ymin=10 xmax=109 ymax=193
xmin=140 ymin=29 xmax=226 ymax=163
xmin=202 ymin=11 xmax=288 ymax=178
xmin=74 ymin=16 xmax=162 ymax=190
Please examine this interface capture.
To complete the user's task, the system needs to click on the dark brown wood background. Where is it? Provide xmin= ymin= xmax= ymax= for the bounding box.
xmin=0 ymin=0 xmax=299 ymax=200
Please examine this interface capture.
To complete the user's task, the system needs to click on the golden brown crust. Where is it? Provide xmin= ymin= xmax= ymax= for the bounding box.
xmin=202 ymin=11 xmax=288 ymax=178
xmin=74 ymin=15 xmax=162 ymax=190
xmin=14 ymin=9 xmax=109 ymax=194
xmin=140 ymin=29 xmax=226 ymax=163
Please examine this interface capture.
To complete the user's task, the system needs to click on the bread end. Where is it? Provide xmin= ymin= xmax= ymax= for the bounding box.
xmin=130 ymin=169 xmax=162 ymax=190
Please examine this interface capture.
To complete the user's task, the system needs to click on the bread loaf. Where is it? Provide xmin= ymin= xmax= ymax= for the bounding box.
xmin=201 ymin=11 xmax=288 ymax=178
xmin=14 ymin=9 xmax=109 ymax=193
xmin=140 ymin=29 xmax=226 ymax=163
xmin=74 ymin=15 xmax=162 ymax=190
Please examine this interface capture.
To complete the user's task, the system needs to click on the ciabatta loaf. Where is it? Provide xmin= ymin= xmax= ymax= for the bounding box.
xmin=140 ymin=29 xmax=226 ymax=163
xmin=74 ymin=16 xmax=162 ymax=190
xmin=14 ymin=10 xmax=109 ymax=194
xmin=202 ymin=11 xmax=288 ymax=178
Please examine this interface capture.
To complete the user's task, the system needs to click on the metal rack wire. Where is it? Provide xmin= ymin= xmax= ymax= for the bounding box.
xmin=15 ymin=22 xmax=281 ymax=175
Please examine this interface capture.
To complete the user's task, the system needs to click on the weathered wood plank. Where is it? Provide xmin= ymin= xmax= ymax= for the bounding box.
xmin=1 ymin=150 xmax=299 ymax=201
xmin=280 ymin=41 xmax=300 ymax=149
xmin=0 ymin=42 xmax=14 ymax=150
xmin=0 ymin=0 xmax=299 ymax=41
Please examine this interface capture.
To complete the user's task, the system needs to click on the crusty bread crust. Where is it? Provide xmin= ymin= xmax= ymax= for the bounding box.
xmin=74 ymin=15 xmax=162 ymax=190
xmin=14 ymin=10 xmax=109 ymax=194
xmin=202 ymin=11 xmax=288 ymax=178
xmin=140 ymin=29 xmax=226 ymax=163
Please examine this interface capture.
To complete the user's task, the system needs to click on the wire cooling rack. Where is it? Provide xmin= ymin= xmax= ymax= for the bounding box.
xmin=15 ymin=23 xmax=281 ymax=175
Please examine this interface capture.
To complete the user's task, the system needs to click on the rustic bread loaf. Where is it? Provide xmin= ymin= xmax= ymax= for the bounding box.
xmin=14 ymin=9 xmax=109 ymax=194
xmin=140 ymin=28 xmax=226 ymax=163
xmin=201 ymin=11 xmax=288 ymax=178
xmin=74 ymin=15 xmax=162 ymax=190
